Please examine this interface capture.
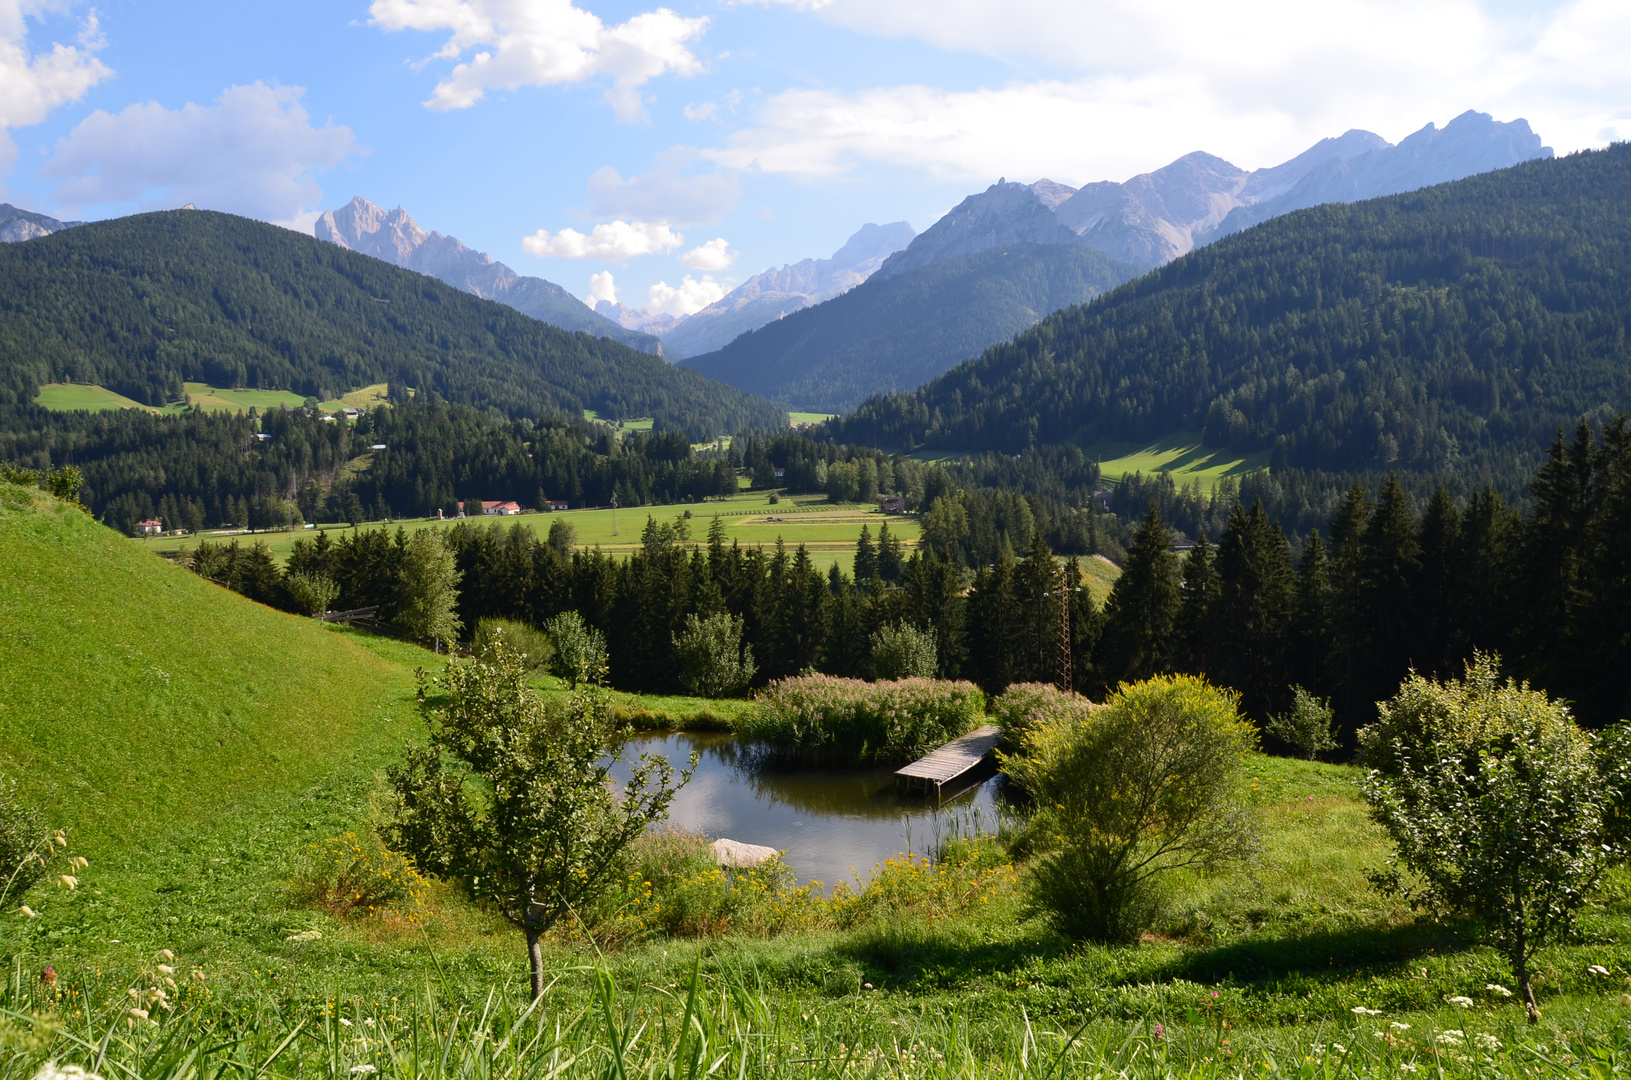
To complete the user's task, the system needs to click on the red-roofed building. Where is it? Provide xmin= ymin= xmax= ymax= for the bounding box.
xmin=480 ymin=500 xmax=523 ymax=516
xmin=138 ymin=519 xmax=164 ymax=535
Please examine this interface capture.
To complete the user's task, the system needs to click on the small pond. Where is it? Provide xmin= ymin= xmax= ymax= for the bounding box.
xmin=607 ymin=732 xmax=1005 ymax=888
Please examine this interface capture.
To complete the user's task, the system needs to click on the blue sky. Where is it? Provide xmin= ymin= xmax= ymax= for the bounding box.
xmin=1 ymin=0 xmax=1627 ymax=316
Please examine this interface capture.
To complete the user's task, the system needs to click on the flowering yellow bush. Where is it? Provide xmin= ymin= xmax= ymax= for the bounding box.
xmin=298 ymin=831 xmax=429 ymax=925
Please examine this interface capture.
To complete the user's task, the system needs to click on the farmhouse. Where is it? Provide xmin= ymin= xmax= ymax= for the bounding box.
xmin=479 ymin=500 xmax=523 ymax=516
xmin=546 ymin=499 xmax=569 ymax=511
xmin=138 ymin=519 xmax=164 ymax=536
xmin=877 ymin=494 xmax=906 ymax=513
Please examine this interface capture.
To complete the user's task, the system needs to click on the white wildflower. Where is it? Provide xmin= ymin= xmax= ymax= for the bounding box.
xmin=339 ymin=1018 xmax=352 ymax=1027
xmin=127 ymin=1009 xmax=148 ymax=1021
xmin=19 ymin=905 xmax=36 ymax=918
xmin=1447 ymin=995 xmax=1474 ymax=1008
xmin=1390 ymin=1022 xmax=1411 ymax=1031
xmin=1435 ymin=1030 xmax=1464 ymax=1046
xmin=156 ymin=965 xmax=173 ymax=975
xmin=285 ymin=929 xmax=322 ymax=942
xmin=1588 ymin=965 xmax=1611 ymax=977
xmin=349 ymin=1067 xmax=376 ymax=1075
xmin=32 ymin=1065 xmax=103 ymax=1080
xmin=1473 ymin=1033 xmax=1500 ymax=1052
xmin=1485 ymin=984 xmax=1512 ymax=997
xmin=1331 ymin=1043 xmax=1347 ymax=1054
xmin=1352 ymin=1006 xmax=1383 ymax=1015
xmin=1399 ymin=1064 xmax=1419 ymax=1074
xmin=57 ymin=875 xmax=76 ymax=890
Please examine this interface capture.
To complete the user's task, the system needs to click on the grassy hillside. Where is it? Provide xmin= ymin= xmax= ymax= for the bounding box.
xmin=0 ymin=481 xmax=427 ymax=848
xmin=0 ymin=210 xmax=782 ymax=438
xmin=684 ymin=244 xmax=1144 ymax=411
xmin=831 ymin=144 xmax=1631 ymax=478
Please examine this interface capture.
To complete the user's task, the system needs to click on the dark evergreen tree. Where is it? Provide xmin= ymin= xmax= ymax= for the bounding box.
xmin=1212 ymin=501 xmax=1296 ymax=722
xmin=1095 ymin=506 xmax=1180 ymax=688
xmin=1174 ymin=532 xmax=1218 ymax=674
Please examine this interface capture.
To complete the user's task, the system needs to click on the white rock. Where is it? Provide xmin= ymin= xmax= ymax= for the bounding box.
xmin=710 ymin=838 xmax=779 ymax=868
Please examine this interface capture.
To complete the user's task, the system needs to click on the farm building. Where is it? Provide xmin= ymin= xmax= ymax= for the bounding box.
xmin=480 ymin=500 xmax=523 ymax=516
xmin=877 ymin=495 xmax=906 ymax=513
xmin=546 ymin=499 xmax=569 ymax=511
xmin=138 ymin=519 xmax=164 ymax=536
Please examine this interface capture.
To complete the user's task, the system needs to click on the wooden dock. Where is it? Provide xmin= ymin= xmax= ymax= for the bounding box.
xmin=894 ymin=725 xmax=1003 ymax=797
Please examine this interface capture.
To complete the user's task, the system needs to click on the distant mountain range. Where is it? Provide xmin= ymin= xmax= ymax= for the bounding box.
xmin=597 ymin=221 xmax=917 ymax=357
xmin=883 ymin=110 xmax=1551 ymax=274
xmin=686 ymin=110 xmax=1554 ymax=410
xmin=829 ymin=143 xmax=1631 ymax=481
xmin=0 ymin=204 xmax=81 ymax=243
xmin=314 ymin=197 xmax=665 ymax=356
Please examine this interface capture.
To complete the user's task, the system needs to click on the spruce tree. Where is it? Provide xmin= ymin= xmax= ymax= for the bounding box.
xmin=1213 ymin=501 xmax=1296 ymax=721
xmin=1413 ymin=487 xmax=1463 ymax=678
xmin=1096 ymin=506 xmax=1180 ymax=688
xmin=854 ymin=523 xmax=878 ymax=583
xmin=1293 ymin=529 xmax=1330 ymax=695
xmin=1175 ymin=532 xmax=1218 ymax=674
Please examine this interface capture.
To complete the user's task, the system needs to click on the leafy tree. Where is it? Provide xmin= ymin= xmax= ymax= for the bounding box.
xmin=870 ymin=621 xmax=939 ymax=680
xmin=284 ymin=571 xmax=339 ymax=617
xmin=1359 ymin=655 xmax=1613 ymax=1020
xmin=545 ymin=611 xmax=608 ymax=687
xmin=672 ymin=612 xmax=755 ymax=698
xmin=1003 ymin=674 xmax=1258 ymax=941
xmin=397 ymin=529 xmax=462 ymax=647
xmin=1263 ymin=685 xmax=1338 ymax=760
xmin=385 ymin=645 xmax=691 ymax=998
xmin=546 ymin=518 xmax=577 ymax=559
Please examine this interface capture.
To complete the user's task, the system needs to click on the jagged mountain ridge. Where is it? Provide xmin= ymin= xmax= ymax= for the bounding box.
xmin=649 ymin=221 xmax=916 ymax=357
xmin=879 ymin=110 xmax=1551 ymax=275
xmin=0 ymin=204 xmax=83 ymax=243
xmin=314 ymin=197 xmax=664 ymax=356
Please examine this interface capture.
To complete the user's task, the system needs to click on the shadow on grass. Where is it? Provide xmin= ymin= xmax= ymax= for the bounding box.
xmin=1155 ymin=920 xmax=1472 ymax=986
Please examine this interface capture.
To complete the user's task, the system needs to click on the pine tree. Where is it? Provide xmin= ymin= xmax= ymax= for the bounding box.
xmin=1175 ymin=532 xmax=1218 ymax=674
xmin=1293 ymin=529 xmax=1330 ymax=695
xmin=1412 ymin=487 xmax=1463 ymax=678
xmin=1096 ymin=506 xmax=1180 ymax=688
xmin=854 ymin=523 xmax=878 ymax=584
xmin=1213 ymin=501 xmax=1296 ymax=720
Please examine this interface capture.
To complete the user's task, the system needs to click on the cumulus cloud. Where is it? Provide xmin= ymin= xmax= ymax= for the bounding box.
xmin=717 ymin=0 xmax=1631 ymax=180
xmin=0 ymin=3 xmax=111 ymax=174
xmin=645 ymin=274 xmax=725 ymax=317
xmin=41 ymin=83 xmax=360 ymax=219
xmin=368 ymin=0 xmax=708 ymax=121
xmin=680 ymin=237 xmax=736 ymax=271
xmin=683 ymin=101 xmax=717 ymax=122
xmin=585 ymin=162 xmax=738 ymax=224
xmin=587 ymin=269 xmax=618 ymax=304
xmin=522 ymin=218 xmax=683 ymax=260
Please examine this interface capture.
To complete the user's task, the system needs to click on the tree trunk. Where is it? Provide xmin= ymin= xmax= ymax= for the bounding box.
xmin=527 ymin=927 xmax=544 ymax=1001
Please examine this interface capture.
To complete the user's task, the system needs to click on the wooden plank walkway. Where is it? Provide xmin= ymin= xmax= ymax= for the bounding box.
xmin=895 ymin=725 xmax=1003 ymax=796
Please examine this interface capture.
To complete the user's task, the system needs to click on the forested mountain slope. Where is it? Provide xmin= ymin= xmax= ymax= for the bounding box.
xmin=829 ymin=145 xmax=1631 ymax=475
xmin=683 ymin=243 xmax=1145 ymax=411
xmin=0 ymin=210 xmax=782 ymax=438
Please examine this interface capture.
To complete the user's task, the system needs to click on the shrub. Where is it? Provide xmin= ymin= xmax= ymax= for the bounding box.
xmin=988 ymin=682 xmax=1099 ymax=751
xmin=472 ymin=617 xmax=555 ymax=672
xmin=736 ymin=675 xmax=985 ymax=764
xmin=1264 ymin=685 xmax=1337 ymax=760
xmin=870 ymin=622 xmax=938 ymax=680
xmin=1001 ymin=674 xmax=1258 ymax=942
xmin=284 ymin=571 xmax=339 ymax=617
xmin=1359 ymin=654 xmax=1612 ymax=1021
xmin=0 ymin=781 xmax=84 ymax=911
xmin=672 ymin=612 xmax=755 ymax=698
xmin=295 ymin=830 xmax=429 ymax=924
xmin=544 ymin=611 xmax=608 ymax=686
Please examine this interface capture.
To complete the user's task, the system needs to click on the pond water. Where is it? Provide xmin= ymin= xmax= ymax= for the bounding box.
xmin=607 ymin=732 xmax=1005 ymax=888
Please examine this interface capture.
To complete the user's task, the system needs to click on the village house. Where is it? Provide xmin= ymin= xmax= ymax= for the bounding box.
xmin=138 ymin=519 xmax=164 ymax=536
xmin=877 ymin=494 xmax=906 ymax=513
xmin=478 ymin=500 xmax=523 ymax=516
xmin=546 ymin=499 xmax=569 ymax=511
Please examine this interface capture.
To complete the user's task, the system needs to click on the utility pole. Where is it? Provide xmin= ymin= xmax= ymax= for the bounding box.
xmin=610 ymin=490 xmax=619 ymax=536
xmin=1056 ymin=560 xmax=1074 ymax=693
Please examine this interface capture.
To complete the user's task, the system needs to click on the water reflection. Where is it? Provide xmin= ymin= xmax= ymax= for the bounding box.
xmin=608 ymin=732 xmax=1004 ymax=888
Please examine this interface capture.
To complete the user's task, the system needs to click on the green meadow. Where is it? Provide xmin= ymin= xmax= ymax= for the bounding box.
xmin=35 ymin=380 xmax=397 ymax=417
xmin=32 ymin=383 xmax=175 ymax=413
xmin=1086 ymin=431 xmax=1273 ymax=488
xmin=7 ymin=481 xmax=1631 ymax=1077
xmin=129 ymin=490 xmax=924 ymax=575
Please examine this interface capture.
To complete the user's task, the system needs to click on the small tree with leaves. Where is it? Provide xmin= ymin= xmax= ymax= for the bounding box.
xmin=284 ymin=571 xmax=339 ymax=617
xmin=1264 ymin=685 xmax=1338 ymax=760
xmin=870 ymin=622 xmax=938 ymax=680
xmin=545 ymin=611 xmax=608 ymax=687
xmin=397 ymin=529 xmax=462 ymax=647
xmin=672 ymin=612 xmax=755 ymax=698
xmin=385 ymin=644 xmax=692 ymax=998
xmin=1359 ymin=654 xmax=1613 ymax=1021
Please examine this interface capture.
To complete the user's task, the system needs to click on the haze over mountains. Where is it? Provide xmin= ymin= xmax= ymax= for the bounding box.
xmin=599 ymin=221 xmax=917 ymax=358
xmin=314 ymin=197 xmax=665 ymax=356
xmin=884 ymin=110 xmax=1552 ymax=275
xmin=687 ymin=110 xmax=1556 ymax=410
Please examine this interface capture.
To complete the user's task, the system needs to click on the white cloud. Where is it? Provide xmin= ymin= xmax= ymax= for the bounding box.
xmin=680 ymin=237 xmax=736 ymax=271
xmin=645 ymin=274 xmax=725 ymax=316
xmin=717 ymin=0 xmax=1631 ymax=181
xmin=41 ymin=83 xmax=360 ymax=219
xmin=522 ymin=218 xmax=683 ymax=260
xmin=586 ymin=161 xmax=738 ymax=224
xmin=368 ymin=0 xmax=708 ymax=122
xmin=683 ymin=101 xmax=717 ymax=122
xmin=587 ymin=269 xmax=618 ymax=304
xmin=0 ymin=3 xmax=111 ymax=174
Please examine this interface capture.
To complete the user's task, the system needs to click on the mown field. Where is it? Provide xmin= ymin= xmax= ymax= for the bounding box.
xmin=32 ymin=380 xmax=396 ymax=416
xmin=8 ymin=482 xmax=1631 ymax=1077
xmin=128 ymin=490 xmax=924 ymax=575
xmin=1085 ymin=431 xmax=1274 ymax=488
